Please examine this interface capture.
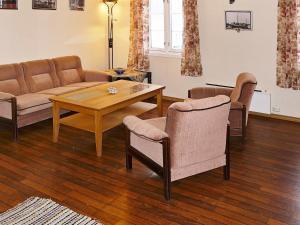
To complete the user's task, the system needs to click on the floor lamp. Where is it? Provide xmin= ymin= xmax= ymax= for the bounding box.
xmin=103 ymin=0 xmax=118 ymax=69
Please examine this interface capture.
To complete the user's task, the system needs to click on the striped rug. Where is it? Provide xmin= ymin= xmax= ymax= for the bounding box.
xmin=0 ymin=197 xmax=102 ymax=225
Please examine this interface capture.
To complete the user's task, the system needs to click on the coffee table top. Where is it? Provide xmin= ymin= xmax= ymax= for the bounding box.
xmin=50 ymin=80 xmax=164 ymax=111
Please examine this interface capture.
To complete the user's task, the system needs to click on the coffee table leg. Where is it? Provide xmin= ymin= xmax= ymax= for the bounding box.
xmin=53 ymin=102 xmax=60 ymax=143
xmin=95 ymin=111 xmax=103 ymax=157
xmin=157 ymin=90 xmax=163 ymax=117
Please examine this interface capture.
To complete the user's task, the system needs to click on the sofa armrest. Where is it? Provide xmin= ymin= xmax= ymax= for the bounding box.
xmin=123 ymin=116 xmax=169 ymax=142
xmin=83 ymin=70 xmax=111 ymax=82
xmin=0 ymin=92 xmax=15 ymax=102
xmin=188 ymin=87 xmax=233 ymax=99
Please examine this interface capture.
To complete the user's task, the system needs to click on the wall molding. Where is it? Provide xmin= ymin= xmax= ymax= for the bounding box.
xmin=162 ymin=96 xmax=300 ymax=123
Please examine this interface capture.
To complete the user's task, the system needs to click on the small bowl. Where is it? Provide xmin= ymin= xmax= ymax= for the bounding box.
xmin=108 ymin=87 xmax=118 ymax=95
xmin=114 ymin=68 xmax=125 ymax=75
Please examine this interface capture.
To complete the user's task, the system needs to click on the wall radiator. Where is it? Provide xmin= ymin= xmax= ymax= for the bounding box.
xmin=206 ymin=83 xmax=271 ymax=114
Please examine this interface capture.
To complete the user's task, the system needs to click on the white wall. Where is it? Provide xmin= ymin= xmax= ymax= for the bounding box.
xmin=0 ymin=0 xmax=108 ymax=69
xmin=114 ymin=0 xmax=300 ymax=118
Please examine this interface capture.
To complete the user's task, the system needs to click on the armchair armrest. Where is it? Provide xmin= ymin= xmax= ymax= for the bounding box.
xmin=123 ymin=116 xmax=169 ymax=142
xmin=83 ymin=70 xmax=111 ymax=82
xmin=0 ymin=92 xmax=15 ymax=102
xmin=231 ymin=101 xmax=244 ymax=110
xmin=188 ymin=87 xmax=233 ymax=99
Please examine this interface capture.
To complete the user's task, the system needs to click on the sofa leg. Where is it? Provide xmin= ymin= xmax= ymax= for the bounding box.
xmin=11 ymin=97 xmax=18 ymax=142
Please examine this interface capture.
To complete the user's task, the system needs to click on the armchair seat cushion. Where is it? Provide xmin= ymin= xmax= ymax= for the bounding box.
xmin=66 ymin=82 xmax=106 ymax=88
xmin=16 ymin=93 xmax=52 ymax=116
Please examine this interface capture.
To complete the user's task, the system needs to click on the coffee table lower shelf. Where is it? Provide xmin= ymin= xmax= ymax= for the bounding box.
xmin=60 ymin=102 xmax=157 ymax=133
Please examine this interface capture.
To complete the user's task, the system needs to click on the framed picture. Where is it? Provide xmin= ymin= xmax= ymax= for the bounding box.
xmin=70 ymin=0 xmax=84 ymax=11
xmin=225 ymin=11 xmax=252 ymax=32
xmin=32 ymin=0 xmax=57 ymax=10
xmin=0 ymin=0 xmax=18 ymax=10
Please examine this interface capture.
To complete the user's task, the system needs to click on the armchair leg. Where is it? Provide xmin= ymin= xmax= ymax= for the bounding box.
xmin=162 ymin=138 xmax=171 ymax=200
xmin=242 ymin=105 xmax=247 ymax=143
xmin=125 ymin=126 xmax=132 ymax=170
xmin=126 ymin=153 xmax=132 ymax=170
xmin=224 ymin=125 xmax=230 ymax=180
xmin=12 ymin=121 xmax=18 ymax=141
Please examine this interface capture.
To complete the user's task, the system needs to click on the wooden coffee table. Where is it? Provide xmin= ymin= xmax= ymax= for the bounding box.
xmin=50 ymin=80 xmax=165 ymax=157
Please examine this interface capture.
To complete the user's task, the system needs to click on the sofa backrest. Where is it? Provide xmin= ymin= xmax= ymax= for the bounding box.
xmin=0 ymin=63 xmax=28 ymax=96
xmin=165 ymin=95 xmax=231 ymax=169
xmin=21 ymin=59 xmax=60 ymax=93
xmin=52 ymin=56 xmax=84 ymax=86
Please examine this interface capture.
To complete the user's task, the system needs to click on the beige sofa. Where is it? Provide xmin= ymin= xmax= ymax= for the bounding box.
xmin=0 ymin=56 xmax=110 ymax=140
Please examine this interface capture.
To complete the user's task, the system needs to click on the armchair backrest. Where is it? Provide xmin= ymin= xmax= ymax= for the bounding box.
xmin=0 ymin=63 xmax=28 ymax=96
xmin=165 ymin=95 xmax=231 ymax=169
xmin=52 ymin=56 xmax=84 ymax=86
xmin=230 ymin=73 xmax=257 ymax=123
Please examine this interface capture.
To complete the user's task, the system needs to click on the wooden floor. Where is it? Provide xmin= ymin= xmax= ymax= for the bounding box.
xmin=0 ymin=100 xmax=299 ymax=225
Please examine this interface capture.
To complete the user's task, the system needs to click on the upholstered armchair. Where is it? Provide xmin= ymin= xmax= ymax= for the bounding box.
xmin=188 ymin=73 xmax=257 ymax=140
xmin=123 ymin=95 xmax=231 ymax=200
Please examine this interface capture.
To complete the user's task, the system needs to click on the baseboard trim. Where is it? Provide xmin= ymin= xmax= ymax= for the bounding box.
xmin=250 ymin=112 xmax=300 ymax=123
xmin=163 ymin=95 xmax=300 ymax=123
xmin=163 ymin=96 xmax=184 ymax=102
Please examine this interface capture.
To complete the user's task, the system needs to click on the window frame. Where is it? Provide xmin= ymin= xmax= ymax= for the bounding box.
xmin=149 ymin=0 xmax=183 ymax=57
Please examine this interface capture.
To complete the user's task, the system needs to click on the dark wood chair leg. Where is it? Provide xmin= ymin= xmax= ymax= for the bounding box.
xmin=11 ymin=97 xmax=18 ymax=141
xmin=162 ymin=138 xmax=171 ymax=200
xmin=125 ymin=126 xmax=132 ymax=169
xmin=224 ymin=125 xmax=230 ymax=180
xmin=241 ymin=105 xmax=247 ymax=143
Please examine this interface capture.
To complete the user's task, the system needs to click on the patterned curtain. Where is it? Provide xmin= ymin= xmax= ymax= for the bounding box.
xmin=277 ymin=0 xmax=300 ymax=90
xmin=127 ymin=0 xmax=150 ymax=71
xmin=181 ymin=0 xmax=202 ymax=77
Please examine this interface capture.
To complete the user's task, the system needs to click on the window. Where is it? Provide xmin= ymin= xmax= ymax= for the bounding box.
xmin=149 ymin=0 xmax=183 ymax=54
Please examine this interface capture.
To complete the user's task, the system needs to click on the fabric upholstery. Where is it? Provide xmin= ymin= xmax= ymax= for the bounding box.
xmin=230 ymin=73 xmax=257 ymax=102
xmin=16 ymin=93 xmax=52 ymax=116
xmin=0 ymin=91 xmax=15 ymax=100
xmin=84 ymin=70 xmax=111 ymax=82
xmin=38 ymin=86 xmax=82 ymax=96
xmin=52 ymin=56 xmax=84 ymax=86
xmin=125 ymin=95 xmax=231 ymax=183
xmin=166 ymin=96 xmax=230 ymax=170
xmin=124 ymin=116 xmax=168 ymax=141
xmin=22 ymin=59 xmax=60 ymax=93
xmin=0 ymin=63 xmax=28 ymax=96
xmin=0 ymin=101 xmax=12 ymax=119
xmin=189 ymin=87 xmax=232 ymax=99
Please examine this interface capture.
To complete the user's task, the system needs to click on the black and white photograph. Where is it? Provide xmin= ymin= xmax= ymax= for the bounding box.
xmin=70 ymin=0 xmax=84 ymax=11
xmin=225 ymin=11 xmax=252 ymax=31
xmin=32 ymin=0 xmax=57 ymax=10
xmin=0 ymin=0 xmax=17 ymax=9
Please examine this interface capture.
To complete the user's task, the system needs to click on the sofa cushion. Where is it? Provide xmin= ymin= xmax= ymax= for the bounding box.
xmin=66 ymin=82 xmax=106 ymax=88
xmin=16 ymin=93 xmax=52 ymax=116
xmin=38 ymin=86 xmax=83 ymax=96
xmin=0 ymin=64 xmax=28 ymax=96
xmin=22 ymin=59 xmax=60 ymax=93
xmin=52 ymin=56 xmax=84 ymax=86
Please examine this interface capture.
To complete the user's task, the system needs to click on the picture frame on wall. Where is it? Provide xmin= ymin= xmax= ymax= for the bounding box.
xmin=32 ymin=0 xmax=57 ymax=10
xmin=70 ymin=0 xmax=84 ymax=11
xmin=0 ymin=0 xmax=18 ymax=10
xmin=225 ymin=11 xmax=252 ymax=32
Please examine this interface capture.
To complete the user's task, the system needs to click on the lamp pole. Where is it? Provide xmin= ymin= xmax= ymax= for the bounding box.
xmin=103 ymin=0 xmax=117 ymax=69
